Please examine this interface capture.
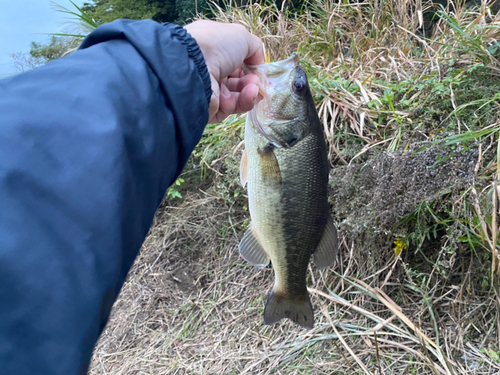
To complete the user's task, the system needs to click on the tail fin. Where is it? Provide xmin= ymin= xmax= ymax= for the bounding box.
xmin=263 ymin=290 xmax=314 ymax=329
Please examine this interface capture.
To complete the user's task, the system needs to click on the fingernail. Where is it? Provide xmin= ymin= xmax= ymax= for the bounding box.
xmin=254 ymin=88 xmax=263 ymax=105
xmin=253 ymin=93 xmax=259 ymax=106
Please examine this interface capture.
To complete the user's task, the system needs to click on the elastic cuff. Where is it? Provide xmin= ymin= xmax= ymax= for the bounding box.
xmin=165 ymin=23 xmax=212 ymax=107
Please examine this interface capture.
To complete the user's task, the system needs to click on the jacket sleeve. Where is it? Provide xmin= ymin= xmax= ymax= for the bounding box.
xmin=0 ymin=19 xmax=211 ymax=375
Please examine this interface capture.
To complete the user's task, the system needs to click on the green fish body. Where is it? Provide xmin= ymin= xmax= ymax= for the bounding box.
xmin=239 ymin=55 xmax=338 ymax=329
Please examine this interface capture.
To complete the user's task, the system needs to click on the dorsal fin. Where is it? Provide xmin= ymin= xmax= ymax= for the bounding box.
xmin=238 ymin=224 xmax=269 ymax=269
xmin=312 ymin=215 xmax=338 ymax=269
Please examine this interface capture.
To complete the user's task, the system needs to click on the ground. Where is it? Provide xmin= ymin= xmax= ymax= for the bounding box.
xmin=88 ymin=135 xmax=500 ymax=374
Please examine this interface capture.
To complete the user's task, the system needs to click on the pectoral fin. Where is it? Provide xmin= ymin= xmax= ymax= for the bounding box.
xmin=258 ymin=145 xmax=281 ymax=185
xmin=239 ymin=225 xmax=269 ymax=269
xmin=240 ymin=148 xmax=248 ymax=187
xmin=312 ymin=215 xmax=338 ymax=269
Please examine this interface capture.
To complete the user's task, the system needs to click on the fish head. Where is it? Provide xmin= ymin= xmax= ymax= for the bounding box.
xmin=246 ymin=55 xmax=312 ymax=149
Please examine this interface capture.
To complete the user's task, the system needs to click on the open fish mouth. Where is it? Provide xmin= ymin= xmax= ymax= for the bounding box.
xmin=244 ymin=54 xmax=299 ymax=99
xmin=244 ymin=55 xmax=300 ymax=148
xmin=244 ymin=54 xmax=299 ymax=73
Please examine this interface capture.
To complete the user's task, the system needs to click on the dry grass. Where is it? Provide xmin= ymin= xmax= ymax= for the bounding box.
xmin=88 ymin=145 xmax=500 ymax=374
xmin=89 ymin=186 xmax=500 ymax=374
xmin=88 ymin=0 xmax=500 ymax=374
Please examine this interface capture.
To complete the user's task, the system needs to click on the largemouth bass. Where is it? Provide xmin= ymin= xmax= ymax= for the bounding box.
xmin=239 ymin=55 xmax=338 ymax=329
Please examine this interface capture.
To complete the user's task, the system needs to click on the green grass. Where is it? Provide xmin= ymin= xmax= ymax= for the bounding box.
xmin=52 ymin=1 xmax=98 ymax=39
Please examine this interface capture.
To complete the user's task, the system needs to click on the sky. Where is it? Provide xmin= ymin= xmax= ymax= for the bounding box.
xmin=0 ymin=0 xmax=86 ymax=76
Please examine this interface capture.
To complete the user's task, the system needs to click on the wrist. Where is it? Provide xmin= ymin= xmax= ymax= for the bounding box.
xmin=167 ymin=23 xmax=212 ymax=106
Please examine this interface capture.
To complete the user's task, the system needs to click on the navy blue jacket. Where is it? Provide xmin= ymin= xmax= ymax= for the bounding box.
xmin=0 ymin=20 xmax=211 ymax=374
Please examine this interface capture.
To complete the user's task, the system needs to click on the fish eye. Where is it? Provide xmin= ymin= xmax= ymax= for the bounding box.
xmin=293 ymin=78 xmax=306 ymax=92
xmin=287 ymin=137 xmax=298 ymax=147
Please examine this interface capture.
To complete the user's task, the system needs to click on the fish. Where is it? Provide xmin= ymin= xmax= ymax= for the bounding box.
xmin=239 ymin=55 xmax=339 ymax=329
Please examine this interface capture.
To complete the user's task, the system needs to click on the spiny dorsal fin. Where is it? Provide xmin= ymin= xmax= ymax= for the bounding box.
xmin=257 ymin=145 xmax=281 ymax=185
xmin=240 ymin=148 xmax=248 ymax=187
xmin=238 ymin=225 xmax=269 ymax=269
xmin=312 ymin=215 xmax=338 ymax=270
xmin=263 ymin=290 xmax=314 ymax=329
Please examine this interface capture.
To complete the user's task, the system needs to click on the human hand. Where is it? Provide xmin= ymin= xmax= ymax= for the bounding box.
xmin=184 ymin=20 xmax=264 ymax=124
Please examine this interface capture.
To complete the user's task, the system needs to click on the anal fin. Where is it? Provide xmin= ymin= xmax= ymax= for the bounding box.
xmin=263 ymin=290 xmax=314 ymax=329
xmin=312 ymin=215 xmax=338 ymax=270
xmin=238 ymin=224 xmax=269 ymax=269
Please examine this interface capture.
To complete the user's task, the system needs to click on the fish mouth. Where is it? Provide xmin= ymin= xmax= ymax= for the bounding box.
xmin=245 ymin=54 xmax=299 ymax=72
xmin=245 ymin=54 xmax=301 ymax=148
xmin=244 ymin=54 xmax=299 ymax=100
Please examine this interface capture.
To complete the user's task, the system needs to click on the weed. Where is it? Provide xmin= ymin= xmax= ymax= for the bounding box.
xmin=166 ymin=177 xmax=185 ymax=199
